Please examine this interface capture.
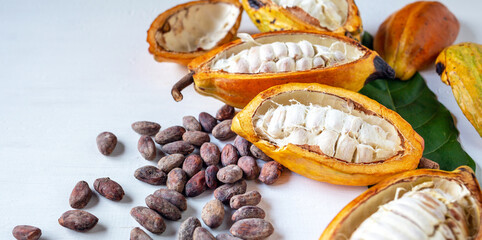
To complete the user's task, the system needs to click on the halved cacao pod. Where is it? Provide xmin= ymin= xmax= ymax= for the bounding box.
xmin=374 ymin=1 xmax=459 ymax=80
xmin=321 ymin=166 xmax=482 ymax=239
xmin=436 ymin=42 xmax=482 ymax=137
xmin=172 ymin=31 xmax=394 ymax=108
xmin=242 ymin=0 xmax=363 ymax=40
xmin=231 ymin=83 xmax=424 ymax=186
xmin=147 ymin=0 xmax=243 ymax=65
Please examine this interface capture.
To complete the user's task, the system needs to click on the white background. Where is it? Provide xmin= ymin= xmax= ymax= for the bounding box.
xmin=1 ymin=0 xmax=481 ymax=239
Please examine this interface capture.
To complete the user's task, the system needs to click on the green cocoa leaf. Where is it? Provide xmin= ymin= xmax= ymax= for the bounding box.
xmin=359 ymin=32 xmax=475 ymax=171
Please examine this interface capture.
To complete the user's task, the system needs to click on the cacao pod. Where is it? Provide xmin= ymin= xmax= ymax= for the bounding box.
xmin=374 ymin=1 xmax=459 ymax=80
xmin=232 ymin=83 xmax=424 ymax=186
xmin=147 ymin=0 xmax=242 ymax=65
xmin=321 ymin=166 xmax=482 ymax=239
xmin=242 ymin=0 xmax=363 ymax=40
xmin=436 ymin=42 xmax=482 ymax=137
xmin=172 ymin=31 xmax=394 ymax=108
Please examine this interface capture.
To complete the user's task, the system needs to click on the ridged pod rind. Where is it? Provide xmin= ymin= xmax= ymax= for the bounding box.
xmin=241 ymin=0 xmax=363 ymax=40
xmin=321 ymin=166 xmax=482 ymax=239
xmin=232 ymin=83 xmax=424 ymax=186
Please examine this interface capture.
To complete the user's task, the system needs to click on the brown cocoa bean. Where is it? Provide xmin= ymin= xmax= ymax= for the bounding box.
xmin=199 ymin=112 xmax=218 ymax=133
xmin=161 ymin=141 xmax=194 ymax=155
xmin=182 ymin=131 xmax=210 ymax=147
xmin=182 ymin=154 xmax=203 ymax=177
xmin=230 ymin=219 xmax=274 ymax=239
xmin=214 ymin=180 xmax=247 ymax=203
xmin=130 ymin=206 xmax=166 ymax=234
xmin=221 ymin=144 xmax=238 ymax=166
xmin=145 ymin=194 xmax=182 ymax=221
xmin=58 ymin=210 xmax=98 ymax=232
xmin=237 ymin=156 xmax=260 ymax=180
xmin=167 ymin=168 xmax=187 ymax=193
xmin=202 ymin=199 xmax=225 ymax=228
xmin=418 ymin=157 xmax=440 ymax=169
xmin=153 ymin=188 xmax=187 ymax=211
xmin=231 ymin=206 xmax=265 ymax=222
xmin=93 ymin=177 xmax=124 ymax=201
xmin=185 ymin=170 xmax=206 ymax=197
xmin=183 ymin=115 xmax=202 ymax=131
xmin=178 ymin=217 xmax=201 ymax=240
xmin=250 ymin=145 xmax=272 ymax=161
xmin=138 ymin=135 xmax=156 ymax=160
xmin=230 ymin=191 xmax=262 ymax=209
xmin=130 ymin=227 xmax=153 ymax=240
xmin=216 ymin=104 xmax=235 ymax=120
xmin=96 ymin=131 xmax=117 ymax=156
xmin=134 ymin=166 xmax=166 ymax=185
xmin=217 ymin=165 xmax=243 ymax=184
xmin=259 ymin=161 xmax=283 ymax=185
xmin=193 ymin=227 xmax=216 ymax=240
xmin=200 ymin=142 xmax=220 ymax=166
xmin=216 ymin=233 xmax=242 ymax=240
xmin=205 ymin=165 xmax=220 ymax=189
xmin=69 ymin=180 xmax=92 ymax=209
xmin=158 ymin=154 xmax=185 ymax=173
xmin=131 ymin=121 xmax=161 ymax=136
xmin=234 ymin=136 xmax=250 ymax=156
xmin=12 ymin=225 xmax=41 ymax=240
xmin=212 ymin=120 xmax=236 ymax=141
xmin=155 ymin=126 xmax=186 ymax=145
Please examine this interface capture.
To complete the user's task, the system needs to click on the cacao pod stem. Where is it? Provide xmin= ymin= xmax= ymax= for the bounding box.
xmin=172 ymin=72 xmax=194 ymax=102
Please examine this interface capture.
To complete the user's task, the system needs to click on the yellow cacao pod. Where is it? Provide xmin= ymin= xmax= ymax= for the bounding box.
xmin=231 ymin=83 xmax=424 ymax=186
xmin=374 ymin=1 xmax=459 ymax=80
xmin=242 ymin=0 xmax=363 ymax=40
xmin=436 ymin=42 xmax=482 ymax=137
xmin=321 ymin=166 xmax=482 ymax=239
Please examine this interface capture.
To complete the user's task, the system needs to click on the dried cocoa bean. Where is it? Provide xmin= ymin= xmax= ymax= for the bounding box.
xmin=96 ymin=131 xmax=117 ymax=156
xmin=212 ymin=120 xmax=236 ymax=141
xmin=230 ymin=219 xmax=274 ymax=239
xmin=93 ymin=177 xmax=124 ymax=201
xmin=205 ymin=165 xmax=220 ymax=189
xmin=234 ymin=136 xmax=250 ymax=156
xmin=134 ymin=166 xmax=166 ymax=185
xmin=200 ymin=142 xmax=220 ymax=166
xmin=221 ymin=144 xmax=238 ymax=166
xmin=193 ymin=227 xmax=216 ymax=240
xmin=214 ymin=180 xmax=247 ymax=203
xmin=250 ymin=145 xmax=272 ymax=161
xmin=258 ymin=161 xmax=283 ymax=185
xmin=230 ymin=191 xmax=262 ymax=209
xmin=69 ymin=180 xmax=92 ymax=209
xmin=182 ymin=154 xmax=203 ymax=178
xmin=199 ymin=112 xmax=218 ymax=133
xmin=216 ymin=104 xmax=235 ymax=120
xmin=153 ymin=188 xmax=187 ymax=211
xmin=202 ymin=199 xmax=225 ymax=228
xmin=178 ymin=217 xmax=201 ymax=240
xmin=231 ymin=206 xmax=265 ymax=222
xmin=138 ymin=135 xmax=156 ymax=160
xmin=217 ymin=165 xmax=243 ymax=184
xmin=155 ymin=126 xmax=186 ymax=145
xmin=130 ymin=227 xmax=153 ymax=240
xmin=237 ymin=156 xmax=260 ymax=180
xmin=216 ymin=233 xmax=242 ymax=240
xmin=183 ymin=115 xmax=202 ymax=131
xmin=161 ymin=141 xmax=194 ymax=155
xmin=131 ymin=121 xmax=161 ymax=136
xmin=12 ymin=225 xmax=41 ymax=240
xmin=418 ymin=157 xmax=440 ymax=169
xmin=167 ymin=168 xmax=187 ymax=193
xmin=130 ymin=206 xmax=166 ymax=234
xmin=145 ymin=194 xmax=182 ymax=221
xmin=158 ymin=154 xmax=185 ymax=173
xmin=58 ymin=210 xmax=98 ymax=232
xmin=182 ymin=131 xmax=210 ymax=147
xmin=185 ymin=170 xmax=206 ymax=197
